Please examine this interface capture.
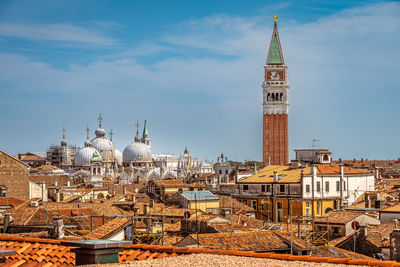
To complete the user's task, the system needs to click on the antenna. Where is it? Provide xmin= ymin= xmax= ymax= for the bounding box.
xmin=312 ymin=138 xmax=320 ymax=149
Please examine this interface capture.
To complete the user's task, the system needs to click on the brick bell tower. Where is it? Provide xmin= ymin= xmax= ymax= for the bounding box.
xmin=262 ymin=16 xmax=289 ymax=166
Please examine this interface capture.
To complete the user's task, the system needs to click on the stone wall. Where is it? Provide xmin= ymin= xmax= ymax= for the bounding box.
xmin=0 ymin=151 xmax=30 ymax=200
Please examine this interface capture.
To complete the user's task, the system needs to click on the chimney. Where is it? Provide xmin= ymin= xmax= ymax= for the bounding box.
xmin=41 ymin=181 xmax=47 ymax=202
xmin=390 ymin=228 xmax=400 ymax=261
xmin=3 ymin=213 xmax=11 ymax=233
xmin=62 ymin=240 xmax=132 ymax=265
xmin=56 ymin=189 xmax=61 ymax=203
xmin=359 ymin=224 xmax=367 ymax=239
xmin=48 ymin=217 xmax=65 ymax=239
xmin=143 ymin=203 xmax=150 ymax=216
xmin=273 ymin=171 xmax=279 ymax=182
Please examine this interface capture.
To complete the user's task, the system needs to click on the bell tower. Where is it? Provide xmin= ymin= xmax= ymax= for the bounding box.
xmin=262 ymin=16 xmax=289 ymax=165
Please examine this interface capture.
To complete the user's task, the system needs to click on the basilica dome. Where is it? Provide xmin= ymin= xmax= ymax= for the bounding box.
xmin=92 ymin=126 xmax=114 ymax=153
xmin=114 ymin=148 xmax=123 ymax=165
xmin=123 ymin=142 xmax=152 ymax=163
xmin=75 ymin=146 xmax=99 ymax=166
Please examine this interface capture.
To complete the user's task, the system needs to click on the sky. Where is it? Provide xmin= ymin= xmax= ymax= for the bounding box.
xmin=0 ymin=0 xmax=399 ymax=162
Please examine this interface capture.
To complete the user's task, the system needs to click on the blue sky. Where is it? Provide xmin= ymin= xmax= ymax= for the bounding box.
xmin=0 ymin=0 xmax=399 ymax=162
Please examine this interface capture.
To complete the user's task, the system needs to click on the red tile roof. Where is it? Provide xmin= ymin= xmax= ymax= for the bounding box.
xmin=85 ymin=217 xmax=131 ymax=240
xmin=0 ymin=236 xmax=397 ymax=266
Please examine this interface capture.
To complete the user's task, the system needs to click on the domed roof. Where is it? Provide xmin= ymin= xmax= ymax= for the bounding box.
xmin=75 ymin=146 xmax=99 ymax=166
xmin=95 ymin=127 xmax=106 ymax=137
xmin=200 ymin=161 xmax=213 ymax=168
xmin=123 ymin=142 xmax=152 ymax=163
xmin=114 ymin=148 xmax=123 ymax=165
xmin=92 ymin=137 xmax=114 ymax=152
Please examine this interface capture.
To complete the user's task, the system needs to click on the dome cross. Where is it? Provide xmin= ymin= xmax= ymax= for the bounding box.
xmin=97 ymin=113 xmax=103 ymax=128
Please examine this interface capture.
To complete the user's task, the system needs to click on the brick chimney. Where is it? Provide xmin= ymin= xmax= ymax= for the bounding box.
xmin=390 ymin=229 xmax=400 ymax=261
xmin=48 ymin=217 xmax=65 ymax=239
xmin=62 ymin=240 xmax=132 ymax=265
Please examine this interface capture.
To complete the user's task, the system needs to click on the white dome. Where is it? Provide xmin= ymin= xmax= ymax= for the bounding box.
xmin=200 ymin=161 xmax=213 ymax=168
xmin=123 ymin=142 xmax=152 ymax=163
xmin=92 ymin=137 xmax=114 ymax=152
xmin=75 ymin=146 xmax=99 ymax=166
xmin=114 ymin=148 xmax=123 ymax=165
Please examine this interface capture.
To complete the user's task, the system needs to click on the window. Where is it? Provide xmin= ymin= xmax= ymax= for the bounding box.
xmin=265 ymin=130 xmax=268 ymax=135
xmin=219 ymin=170 xmax=222 ymax=174
xmin=243 ymin=185 xmax=249 ymax=191
xmin=261 ymin=185 xmax=266 ymax=192
xmin=225 ymin=170 xmax=228 ymax=174
xmin=259 ymin=203 xmax=264 ymax=211
xmin=325 ymin=181 xmax=329 ymax=192
xmin=336 ymin=181 xmax=340 ymax=192
xmin=266 ymin=140 xmax=268 ymax=145
xmin=265 ymin=118 xmax=268 ymax=123
xmin=279 ymin=184 xmax=285 ymax=193
xmin=306 ymin=184 xmax=310 ymax=193
xmin=266 ymin=185 xmax=271 ymax=192
xmin=251 ymin=200 xmax=257 ymax=210
xmin=317 ymin=201 xmax=322 ymax=216
xmin=316 ymin=182 xmax=321 ymax=192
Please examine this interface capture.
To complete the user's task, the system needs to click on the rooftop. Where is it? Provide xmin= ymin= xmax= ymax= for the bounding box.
xmin=181 ymin=191 xmax=219 ymax=201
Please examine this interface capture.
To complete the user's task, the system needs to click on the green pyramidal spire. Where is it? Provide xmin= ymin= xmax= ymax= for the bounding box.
xmin=267 ymin=16 xmax=284 ymax=65
xmin=143 ymin=120 xmax=149 ymax=137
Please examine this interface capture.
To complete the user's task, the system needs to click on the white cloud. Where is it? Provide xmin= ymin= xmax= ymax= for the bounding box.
xmin=0 ymin=23 xmax=114 ymax=45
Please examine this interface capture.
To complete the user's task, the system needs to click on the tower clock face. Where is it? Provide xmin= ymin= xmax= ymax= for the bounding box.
xmin=266 ymin=70 xmax=285 ymax=81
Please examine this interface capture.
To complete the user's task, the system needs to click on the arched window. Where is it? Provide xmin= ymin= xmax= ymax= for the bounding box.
xmin=323 ymin=155 xmax=329 ymax=162
xmin=267 ymin=93 xmax=270 ymax=101
xmin=280 ymin=93 xmax=283 ymax=101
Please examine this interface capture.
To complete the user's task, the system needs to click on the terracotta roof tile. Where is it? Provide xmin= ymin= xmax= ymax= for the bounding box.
xmin=85 ymin=217 xmax=131 ymax=240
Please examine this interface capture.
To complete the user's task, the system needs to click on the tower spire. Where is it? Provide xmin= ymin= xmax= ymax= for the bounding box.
xmin=266 ymin=16 xmax=284 ymax=65
xmin=143 ymin=120 xmax=149 ymax=137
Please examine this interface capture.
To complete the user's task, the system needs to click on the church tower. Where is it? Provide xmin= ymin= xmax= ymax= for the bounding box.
xmin=262 ymin=16 xmax=289 ymax=165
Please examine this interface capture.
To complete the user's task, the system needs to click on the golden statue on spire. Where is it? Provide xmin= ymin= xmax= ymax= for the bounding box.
xmin=274 ymin=15 xmax=278 ymax=22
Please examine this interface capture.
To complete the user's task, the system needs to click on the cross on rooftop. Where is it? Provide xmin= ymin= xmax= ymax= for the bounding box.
xmin=86 ymin=125 xmax=90 ymax=140
xmin=97 ymin=113 xmax=103 ymax=128
xmin=135 ymin=119 xmax=140 ymax=135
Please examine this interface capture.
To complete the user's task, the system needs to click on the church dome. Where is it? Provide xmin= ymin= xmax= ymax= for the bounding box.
xmin=92 ymin=137 xmax=114 ymax=153
xmin=75 ymin=146 xmax=99 ymax=166
xmin=123 ymin=142 xmax=152 ymax=163
xmin=95 ymin=127 xmax=106 ymax=137
xmin=114 ymin=148 xmax=123 ymax=165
